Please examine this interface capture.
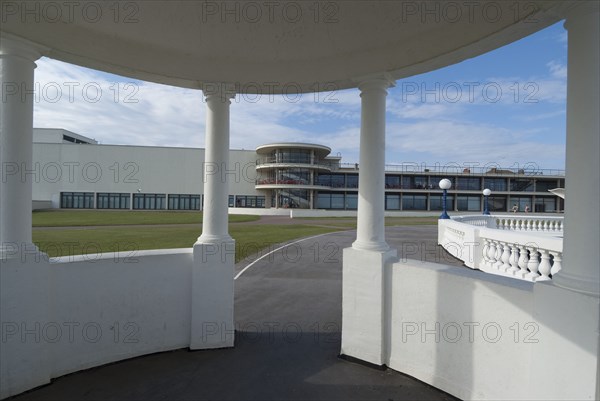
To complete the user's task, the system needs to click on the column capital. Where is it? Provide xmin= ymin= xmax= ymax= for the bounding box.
xmin=352 ymin=73 xmax=396 ymax=93
xmin=201 ymin=82 xmax=237 ymax=103
xmin=0 ymin=34 xmax=46 ymax=62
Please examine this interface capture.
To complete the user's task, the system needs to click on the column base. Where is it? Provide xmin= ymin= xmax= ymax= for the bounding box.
xmin=351 ymin=240 xmax=390 ymax=253
xmin=341 ymin=247 xmax=397 ymax=366
xmin=0 ymin=250 xmax=51 ymax=399
xmin=531 ymin=282 xmax=599 ymax=400
xmin=0 ymin=242 xmax=42 ymax=262
xmin=190 ymin=239 xmax=236 ymax=349
xmin=553 ymin=272 xmax=600 ymax=297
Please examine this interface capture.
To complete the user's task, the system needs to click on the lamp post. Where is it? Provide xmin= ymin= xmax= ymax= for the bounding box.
xmin=439 ymin=178 xmax=452 ymax=219
xmin=483 ymin=188 xmax=491 ymax=215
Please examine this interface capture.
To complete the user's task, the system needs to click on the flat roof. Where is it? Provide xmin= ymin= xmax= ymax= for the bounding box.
xmin=256 ymin=143 xmax=331 ymax=158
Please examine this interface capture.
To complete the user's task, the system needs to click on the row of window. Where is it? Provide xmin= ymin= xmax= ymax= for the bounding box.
xmin=314 ymin=192 xmax=559 ymax=212
xmin=61 ymin=193 xmax=264 ymax=210
xmin=265 ymin=173 xmax=563 ymax=192
xmin=60 ymin=191 xmax=560 ymax=212
xmin=231 ymin=195 xmax=266 ymax=208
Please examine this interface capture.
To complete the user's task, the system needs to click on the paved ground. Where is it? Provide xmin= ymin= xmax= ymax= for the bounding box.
xmin=13 ymin=226 xmax=461 ymax=401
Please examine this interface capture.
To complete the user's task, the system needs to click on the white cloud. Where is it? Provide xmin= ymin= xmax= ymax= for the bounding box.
xmin=547 ymin=60 xmax=567 ymax=79
xmin=31 ymin=48 xmax=566 ymax=170
xmin=384 ymin=120 xmax=565 ymax=169
xmin=33 ymin=58 xmax=205 ymax=147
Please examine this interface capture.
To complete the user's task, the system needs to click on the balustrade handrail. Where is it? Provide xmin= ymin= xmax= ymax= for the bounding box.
xmin=337 ymin=163 xmax=565 ymax=176
xmin=256 ymin=157 xmax=334 ymax=168
xmin=453 ymin=214 xmax=564 ymax=233
xmin=256 ymin=178 xmax=310 ymax=186
xmin=438 ymin=215 xmax=563 ymax=283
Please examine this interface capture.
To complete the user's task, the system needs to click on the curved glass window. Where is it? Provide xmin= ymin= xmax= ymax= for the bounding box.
xmin=276 ymin=149 xmax=311 ymax=164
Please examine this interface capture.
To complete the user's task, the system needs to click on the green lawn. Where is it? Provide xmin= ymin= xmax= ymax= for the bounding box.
xmin=32 ymin=210 xmax=259 ymax=227
xmin=33 ymin=224 xmax=340 ymax=263
xmin=31 ymin=210 xmax=437 ymax=263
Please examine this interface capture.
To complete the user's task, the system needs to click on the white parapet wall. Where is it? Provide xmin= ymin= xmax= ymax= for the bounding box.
xmin=340 ymin=214 xmax=597 ymax=400
xmin=386 ymin=259 xmax=599 ymax=400
xmin=0 ymin=249 xmax=196 ymax=398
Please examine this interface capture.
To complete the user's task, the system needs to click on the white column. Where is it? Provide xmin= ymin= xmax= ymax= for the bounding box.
xmin=0 ymin=36 xmax=42 ymax=259
xmin=554 ymin=2 xmax=600 ymax=296
xmin=191 ymin=83 xmax=236 ymax=349
xmin=196 ymin=85 xmax=235 ymax=243
xmin=353 ymin=76 xmax=394 ymax=251
xmin=0 ymin=36 xmax=52 ymax=399
xmin=341 ymin=74 xmax=397 ymax=367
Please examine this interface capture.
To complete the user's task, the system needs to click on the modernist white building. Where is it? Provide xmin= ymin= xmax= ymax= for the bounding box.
xmin=32 ymin=129 xmax=565 ymax=214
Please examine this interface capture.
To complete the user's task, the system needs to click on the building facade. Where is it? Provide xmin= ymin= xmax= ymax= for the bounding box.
xmin=32 ymin=130 xmax=564 ymax=213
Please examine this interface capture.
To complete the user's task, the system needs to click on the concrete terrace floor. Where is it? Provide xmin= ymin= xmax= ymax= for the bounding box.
xmin=13 ymin=226 xmax=462 ymax=401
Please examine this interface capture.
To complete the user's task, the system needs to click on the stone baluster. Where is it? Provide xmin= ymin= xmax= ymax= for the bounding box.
xmin=526 ymin=247 xmax=541 ymax=281
xmin=487 ymin=240 xmax=497 ymax=269
xmin=501 ymin=242 xmax=512 ymax=272
xmin=537 ymin=250 xmax=552 ymax=281
xmin=493 ymin=242 xmax=504 ymax=270
xmin=517 ymin=245 xmax=529 ymax=278
xmin=508 ymin=245 xmax=520 ymax=275
xmin=550 ymin=252 xmax=562 ymax=276
xmin=481 ymin=239 xmax=490 ymax=267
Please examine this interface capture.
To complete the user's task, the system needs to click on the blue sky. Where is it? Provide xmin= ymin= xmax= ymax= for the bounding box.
xmin=33 ymin=21 xmax=567 ymax=170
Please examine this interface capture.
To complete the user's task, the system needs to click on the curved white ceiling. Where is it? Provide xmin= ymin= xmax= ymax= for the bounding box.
xmin=1 ymin=0 xmax=574 ymax=93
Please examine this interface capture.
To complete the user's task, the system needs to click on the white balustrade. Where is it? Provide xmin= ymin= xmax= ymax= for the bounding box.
xmin=439 ymin=214 xmax=563 ymax=283
xmin=491 ymin=215 xmax=564 ymax=234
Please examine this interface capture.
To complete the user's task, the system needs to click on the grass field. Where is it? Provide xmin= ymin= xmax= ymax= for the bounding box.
xmin=32 ymin=210 xmax=259 ymax=227
xmin=33 ymin=224 xmax=340 ymax=263
xmin=32 ymin=210 xmax=437 ymax=262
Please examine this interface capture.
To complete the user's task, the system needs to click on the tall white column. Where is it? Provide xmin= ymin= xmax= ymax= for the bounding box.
xmin=341 ymin=74 xmax=397 ymax=366
xmin=353 ymin=76 xmax=394 ymax=251
xmin=191 ymin=83 xmax=236 ymax=349
xmin=554 ymin=2 xmax=600 ymax=296
xmin=0 ymin=37 xmax=42 ymax=259
xmin=0 ymin=36 xmax=52 ymax=399
xmin=197 ymin=85 xmax=235 ymax=243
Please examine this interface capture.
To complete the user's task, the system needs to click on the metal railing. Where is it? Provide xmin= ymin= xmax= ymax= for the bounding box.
xmin=337 ymin=163 xmax=565 ymax=176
